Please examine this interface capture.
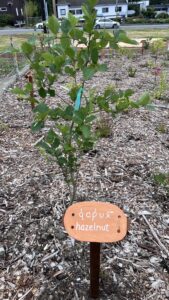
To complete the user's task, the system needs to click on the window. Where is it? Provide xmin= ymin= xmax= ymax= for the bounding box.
xmin=76 ymin=9 xmax=82 ymax=15
xmin=115 ymin=7 xmax=122 ymax=12
xmin=102 ymin=7 xmax=109 ymax=13
xmin=21 ymin=8 xmax=23 ymax=15
xmin=69 ymin=9 xmax=75 ymax=15
xmin=0 ymin=7 xmax=7 ymax=12
xmin=60 ymin=9 xmax=66 ymax=15
xmin=16 ymin=8 xmax=18 ymax=16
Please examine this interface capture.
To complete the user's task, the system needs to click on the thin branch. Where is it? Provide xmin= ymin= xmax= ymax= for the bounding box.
xmin=142 ymin=214 xmax=169 ymax=257
xmin=18 ymin=288 xmax=33 ymax=300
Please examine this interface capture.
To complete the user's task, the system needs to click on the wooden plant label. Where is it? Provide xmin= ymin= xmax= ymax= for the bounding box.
xmin=64 ymin=201 xmax=127 ymax=243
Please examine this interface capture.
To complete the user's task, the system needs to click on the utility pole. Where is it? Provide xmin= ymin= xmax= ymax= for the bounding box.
xmin=52 ymin=0 xmax=57 ymax=17
xmin=40 ymin=0 xmax=46 ymax=20
xmin=115 ymin=0 xmax=118 ymax=18
xmin=43 ymin=0 xmax=48 ymax=20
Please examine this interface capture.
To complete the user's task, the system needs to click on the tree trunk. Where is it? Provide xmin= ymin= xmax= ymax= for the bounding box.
xmin=52 ymin=0 xmax=57 ymax=17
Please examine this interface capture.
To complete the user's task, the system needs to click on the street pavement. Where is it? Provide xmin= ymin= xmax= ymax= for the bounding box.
xmin=0 ymin=24 xmax=168 ymax=35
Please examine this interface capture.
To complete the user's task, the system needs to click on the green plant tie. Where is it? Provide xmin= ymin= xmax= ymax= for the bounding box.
xmin=74 ymin=87 xmax=83 ymax=111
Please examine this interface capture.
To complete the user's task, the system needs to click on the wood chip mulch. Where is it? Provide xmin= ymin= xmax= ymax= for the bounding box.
xmin=0 ymin=50 xmax=169 ymax=300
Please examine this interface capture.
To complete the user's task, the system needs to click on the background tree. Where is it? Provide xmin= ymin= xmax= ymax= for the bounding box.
xmin=24 ymin=0 xmax=38 ymax=18
xmin=150 ymin=0 xmax=169 ymax=4
xmin=141 ymin=7 xmax=156 ymax=18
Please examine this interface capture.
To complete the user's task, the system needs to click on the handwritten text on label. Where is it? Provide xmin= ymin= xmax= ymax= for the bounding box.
xmin=64 ymin=202 xmax=127 ymax=243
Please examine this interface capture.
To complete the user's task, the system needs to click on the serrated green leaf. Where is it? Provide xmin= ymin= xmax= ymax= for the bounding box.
xmin=61 ymin=19 xmax=71 ymax=34
xmin=91 ymin=48 xmax=98 ymax=64
xmin=124 ymin=89 xmax=134 ymax=97
xmin=31 ymin=120 xmax=44 ymax=132
xmin=85 ymin=115 xmax=96 ymax=123
xmin=61 ymin=34 xmax=71 ymax=49
xmin=83 ymin=66 xmax=96 ymax=80
xmin=81 ymin=125 xmax=90 ymax=138
xmin=65 ymin=66 xmax=75 ymax=76
xmin=116 ymin=31 xmax=137 ymax=45
xmin=12 ymin=87 xmax=26 ymax=96
xmin=68 ymin=12 xmax=78 ymax=27
xmin=48 ymin=89 xmax=55 ymax=97
xmin=116 ymin=99 xmax=130 ymax=112
xmin=65 ymin=47 xmax=75 ymax=59
xmin=38 ymin=87 xmax=47 ymax=98
xmin=21 ymin=42 xmax=33 ymax=56
xmin=33 ymin=102 xmax=49 ymax=114
xmin=42 ymin=52 xmax=55 ymax=63
xmin=138 ymin=93 xmax=150 ymax=106
xmin=48 ymin=15 xmax=60 ymax=34
xmin=46 ymin=129 xmax=60 ymax=148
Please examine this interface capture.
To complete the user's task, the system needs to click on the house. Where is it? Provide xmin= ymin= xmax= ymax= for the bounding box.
xmin=57 ymin=0 xmax=128 ymax=19
xmin=0 ymin=0 xmax=24 ymax=24
xmin=150 ymin=4 xmax=169 ymax=15
xmin=128 ymin=1 xmax=149 ymax=10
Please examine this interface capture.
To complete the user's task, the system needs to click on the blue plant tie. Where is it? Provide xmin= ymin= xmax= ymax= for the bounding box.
xmin=74 ymin=87 xmax=83 ymax=111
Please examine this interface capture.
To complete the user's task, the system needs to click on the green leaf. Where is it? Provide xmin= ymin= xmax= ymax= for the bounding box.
xmin=36 ymin=140 xmax=52 ymax=154
xmin=68 ymin=12 xmax=78 ymax=27
xmin=21 ymin=42 xmax=33 ymax=56
xmin=63 ymin=105 xmax=74 ymax=120
xmin=124 ymin=89 xmax=134 ymax=97
xmin=60 ymin=34 xmax=71 ymax=49
xmin=116 ymin=99 xmax=130 ymax=112
xmin=42 ymin=52 xmax=55 ymax=63
xmin=46 ymin=129 xmax=60 ymax=148
xmin=12 ymin=87 xmax=26 ymax=96
xmin=70 ymin=28 xmax=84 ymax=40
xmin=31 ymin=120 xmax=44 ymax=132
xmin=91 ymin=48 xmax=98 ymax=64
xmin=83 ymin=66 xmax=96 ymax=80
xmin=82 ymin=5 xmax=90 ymax=18
xmin=73 ymin=110 xmax=85 ymax=124
xmin=115 ymin=30 xmax=137 ymax=45
xmin=38 ymin=87 xmax=47 ymax=98
xmin=97 ymin=64 xmax=107 ymax=72
xmin=85 ymin=115 xmax=96 ymax=123
xmin=65 ymin=47 xmax=75 ymax=59
xmin=48 ymin=15 xmax=60 ymax=34
xmin=81 ymin=125 xmax=90 ymax=138
xmin=61 ymin=19 xmax=71 ymax=34
xmin=138 ymin=93 xmax=150 ymax=106
xmin=48 ymin=89 xmax=55 ymax=97
xmin=154 ymin=173 xmax=168 ymax=186
xmin=33 ymin=102 xmax=49 ymax=114
xmin=69 ymin=85 xmax=81 ymax=101
xmin=65 ymin=66 xmax=75 ymax=76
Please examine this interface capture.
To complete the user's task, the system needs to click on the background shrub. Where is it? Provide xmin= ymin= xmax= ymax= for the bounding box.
xmin=141 ymin=7 xmax=156 ymax=19
xmin=0 ymin=14 xmax=14 ymax=27
xmin=156 ymin=12 xmax=169 ymax=19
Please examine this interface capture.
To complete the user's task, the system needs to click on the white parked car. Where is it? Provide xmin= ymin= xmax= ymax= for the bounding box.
xmin=94 ymin=18 xmax=120 ymax=29
xmin=34 ymin=22 xmax=44 ymax=30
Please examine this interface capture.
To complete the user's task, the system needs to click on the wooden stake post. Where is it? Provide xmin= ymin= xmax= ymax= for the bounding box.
xmin=64 ymin=202 xmax=127 ymax=299
xmin=90 ymin=242 xmax=100 ymax=298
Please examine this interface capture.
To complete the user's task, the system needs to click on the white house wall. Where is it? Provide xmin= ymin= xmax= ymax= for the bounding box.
xmin=57 ymin=3 xmax=128 ymax=18
xmin=95 ymin=4 xmax=128 ymax=17
xmin=57 ymin=5 xmax=69 ymax=18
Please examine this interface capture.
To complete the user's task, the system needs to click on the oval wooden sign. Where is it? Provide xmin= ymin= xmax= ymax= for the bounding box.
xmin=64 ymin=202 xmax=127 ymax=243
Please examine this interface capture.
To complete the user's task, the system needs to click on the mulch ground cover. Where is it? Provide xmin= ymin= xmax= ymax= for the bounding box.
xmin=0 ymin=49 xmax=169 ymax=300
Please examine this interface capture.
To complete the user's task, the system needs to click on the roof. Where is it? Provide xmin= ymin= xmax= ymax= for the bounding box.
xmin=57 ymin=0 xmax=127 ymax=6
